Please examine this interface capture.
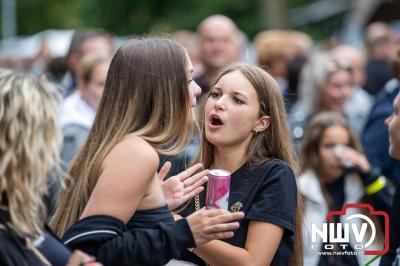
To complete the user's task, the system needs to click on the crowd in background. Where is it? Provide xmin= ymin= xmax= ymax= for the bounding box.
xmin=1 ymin=13 xmax=400 ymax=266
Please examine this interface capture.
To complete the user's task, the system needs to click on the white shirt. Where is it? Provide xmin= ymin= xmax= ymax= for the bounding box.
xmin=59 ymin=91 xmax=96 ymax=129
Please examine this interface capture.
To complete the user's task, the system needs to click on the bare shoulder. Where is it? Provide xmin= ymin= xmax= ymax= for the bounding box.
xmin=102 ymin=135 xmax=159 ymax=173
xmin=81 ymin=136 xmax=160 ymax=221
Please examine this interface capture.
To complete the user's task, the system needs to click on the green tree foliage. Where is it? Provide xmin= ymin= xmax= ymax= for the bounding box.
xmin=12 ymin=0 xmax=332 ymax=40
xmin=14 ymin=0 xmax=266 ymax=37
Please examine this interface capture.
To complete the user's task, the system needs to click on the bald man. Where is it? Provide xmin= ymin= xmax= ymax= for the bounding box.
xmin=195 ymin=15 xmax=241 ymax=94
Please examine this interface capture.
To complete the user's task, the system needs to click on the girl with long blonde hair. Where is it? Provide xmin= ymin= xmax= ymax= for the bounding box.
xmin=180 ymin=63 xmax=303 ymax=266
xmin=0 ymin=70 xmax=101 ymax=266
xmin=50 ymin=37 xmax=244 ymax=266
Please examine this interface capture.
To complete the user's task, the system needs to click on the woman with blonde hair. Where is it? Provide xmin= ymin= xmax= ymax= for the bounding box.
xmin=50 ymin=37 xmax=244 ymax=266
xmin=0 ymin=70 xmax=101 ymax=265
xmin=288 ymin=53 xmax=353 ymax=151
xmin=180 ymin=63 xmax=303 ymax=266
xmin=59 ymin=53 xmax=111 ymax=164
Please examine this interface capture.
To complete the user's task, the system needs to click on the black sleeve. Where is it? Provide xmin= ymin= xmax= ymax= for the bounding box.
xmin=380 ymin=184 xmax=400 ymax=266
xmin=360 ymin=169 xmax=395 ymax=215
xmin=361 ymin=86 xmax=400 ymax=184
xmin=61 ymin=215 xmax=195 ymax=266
xmin=246 ymin=160 xmax=297 ymax=233
xmin=0 ymin=231 xmax=40 ymax=266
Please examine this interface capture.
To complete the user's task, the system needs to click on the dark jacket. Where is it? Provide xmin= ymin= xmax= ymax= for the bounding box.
xmin=380 ymin=184 xmax=400 ymax=266
xmin=362 ymin=79 xmax=400 ymax=185
xmin=62 ymin=215 xmax=195 ymax=266
xmin=0 ymin=221 xmax=70 ymax=266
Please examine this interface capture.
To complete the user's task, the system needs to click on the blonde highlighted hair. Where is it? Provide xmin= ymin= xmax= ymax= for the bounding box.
xmin=0 ymin=69 xmax=61 ymax=237
xmin=78 ymin=53 xmax=110 ymax=84
xmin=50 ymin=36 xmax=194 ymax=236
xmin=299 ymin=53 xmax=352 ymax=113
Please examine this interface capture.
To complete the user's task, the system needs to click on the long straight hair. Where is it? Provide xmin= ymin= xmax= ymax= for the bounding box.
xmin=300 ymin=112 xmax=361 ymax=177
xmin=197 ymin=63 xmax=302 ymax=266
xmin=50 ymin=37 xmax=194 ymax=236
xmin=0 ymin=70 xmax=61 ymax=237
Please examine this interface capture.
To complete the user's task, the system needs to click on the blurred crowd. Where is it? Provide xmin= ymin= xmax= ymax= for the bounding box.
xmin=1 ymin=14 xmax=400 ymax=266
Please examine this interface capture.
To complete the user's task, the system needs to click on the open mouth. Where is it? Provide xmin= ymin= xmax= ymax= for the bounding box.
xmin=209 ymin=114 xmax=224 ymax=127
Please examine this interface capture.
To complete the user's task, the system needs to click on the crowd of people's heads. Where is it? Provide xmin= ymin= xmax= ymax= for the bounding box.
xmin=0 ymin=14 xmax=400 ymax=266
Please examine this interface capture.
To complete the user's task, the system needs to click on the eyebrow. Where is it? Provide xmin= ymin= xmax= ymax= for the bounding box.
xmin=232 ymin=90 xmax=248 ymax=99
xmin=211 ymin=86 xmax=249 ymax=99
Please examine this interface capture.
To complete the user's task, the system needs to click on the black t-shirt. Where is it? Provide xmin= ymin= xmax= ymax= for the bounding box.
xmin=180 ymin=159 xmax=298 ymax=266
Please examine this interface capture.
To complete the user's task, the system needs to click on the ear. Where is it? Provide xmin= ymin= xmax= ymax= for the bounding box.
xmin=253 ymin=115 xmax=270 ymax=133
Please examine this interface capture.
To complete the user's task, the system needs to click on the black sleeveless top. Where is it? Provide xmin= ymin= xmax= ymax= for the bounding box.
xmin=127 ymin=205 xmax=174 ymax=229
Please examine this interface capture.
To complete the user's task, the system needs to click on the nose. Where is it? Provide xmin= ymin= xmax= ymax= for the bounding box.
xmin=214 ymin=95 xmax=226 ymax=110
xmin=385 ymin=113 xmax=393 ymax=126
xmin=193 ymin=80 xmax=201 ymax=97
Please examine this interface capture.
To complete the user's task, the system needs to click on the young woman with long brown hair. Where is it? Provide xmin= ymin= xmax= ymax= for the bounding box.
xmin=50 ymin=37 xmax=244 ymax=266
xmin=180 ymin=63 xmax=303 ymax=266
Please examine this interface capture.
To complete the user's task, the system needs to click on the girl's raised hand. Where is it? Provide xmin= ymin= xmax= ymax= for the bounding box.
xmin=159 ymin=162 xmax=208 ymax=210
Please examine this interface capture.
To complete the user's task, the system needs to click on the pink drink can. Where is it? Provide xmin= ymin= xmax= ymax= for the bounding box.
xmin=205 ymin=169 xmax=231 ymax=210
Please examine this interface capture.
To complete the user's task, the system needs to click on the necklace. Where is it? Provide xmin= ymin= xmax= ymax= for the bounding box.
xmin=194 ymin=194 xmax=201 ymax=211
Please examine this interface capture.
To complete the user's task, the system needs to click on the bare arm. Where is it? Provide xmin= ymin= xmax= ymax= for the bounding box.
xmin=193 ymin=220 xmax=284 ymax=266
xmin=64 ymin=137 xmax=244 ymax=265
xmin=80 ymin=136 xmax=158 ymax=223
